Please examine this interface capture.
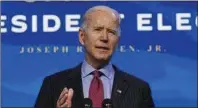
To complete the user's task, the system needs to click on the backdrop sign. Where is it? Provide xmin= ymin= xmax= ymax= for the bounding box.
xmin=1 ymin=1 xmax=197 ymax=107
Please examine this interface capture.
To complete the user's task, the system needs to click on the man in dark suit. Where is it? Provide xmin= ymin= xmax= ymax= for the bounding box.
xmin=35 ymin=5 xmax=155 ymax=108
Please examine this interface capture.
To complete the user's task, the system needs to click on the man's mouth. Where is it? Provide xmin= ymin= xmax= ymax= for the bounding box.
xmin=95 ymin=46 xmax=109 ymax=51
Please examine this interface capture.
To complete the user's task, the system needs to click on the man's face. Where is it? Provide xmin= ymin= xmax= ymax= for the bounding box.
xmin=79 ymin=10 xmax=120 ymax=61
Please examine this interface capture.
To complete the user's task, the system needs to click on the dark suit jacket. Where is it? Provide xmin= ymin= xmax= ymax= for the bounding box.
xmin=35 ymin=63 xmax=155 ymax=108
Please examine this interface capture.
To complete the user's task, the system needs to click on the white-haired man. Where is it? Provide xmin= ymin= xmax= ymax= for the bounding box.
xmin=35 ymin=5 xmax=155 ymax=108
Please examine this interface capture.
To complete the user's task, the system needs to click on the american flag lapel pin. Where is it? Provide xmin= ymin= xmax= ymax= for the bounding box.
xmin=116 ymin=89 xmax=122 ymax=94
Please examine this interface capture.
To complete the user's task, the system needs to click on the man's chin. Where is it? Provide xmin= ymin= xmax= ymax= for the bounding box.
xmin=95 ymin=56 xmax=110 ymax=62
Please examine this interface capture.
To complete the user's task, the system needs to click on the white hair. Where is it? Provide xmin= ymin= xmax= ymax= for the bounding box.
xmin=80 ymin=5 xmax=121 ymax=36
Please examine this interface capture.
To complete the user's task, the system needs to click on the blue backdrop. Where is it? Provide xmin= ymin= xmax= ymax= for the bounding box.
xmin=1 ymin=1 xmax=197 ymax=107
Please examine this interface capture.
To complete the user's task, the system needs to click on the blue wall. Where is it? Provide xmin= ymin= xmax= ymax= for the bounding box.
xmin=1 ymin=1 xmax=197 ymax=107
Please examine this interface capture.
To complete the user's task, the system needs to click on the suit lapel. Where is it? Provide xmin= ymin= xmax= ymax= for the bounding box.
xmin=111 ymin=65 xmax=129 ymax=108
xmin=66 ymin=63 xmax=84 ymax=108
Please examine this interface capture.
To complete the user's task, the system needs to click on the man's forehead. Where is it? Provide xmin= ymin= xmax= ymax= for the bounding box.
xmin=86 ymin=11 xmax=119 ymax=27
xmin=88 ymin=20 xmax=118 ymax=30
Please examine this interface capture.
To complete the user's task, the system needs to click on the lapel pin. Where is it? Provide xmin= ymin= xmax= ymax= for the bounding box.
xmin=116 ymin=89 xmax=122 ymax=94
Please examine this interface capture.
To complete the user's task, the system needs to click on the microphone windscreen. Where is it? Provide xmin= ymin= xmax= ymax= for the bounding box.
xmin=102 ymin=99 xmax=113 ymax=108
xmin=83 ymin=98 xmax=92 ymax=108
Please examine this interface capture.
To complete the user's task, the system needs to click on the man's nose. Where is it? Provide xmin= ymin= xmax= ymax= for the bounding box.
xmin=100 ymin=30 xmax=108 ymax=42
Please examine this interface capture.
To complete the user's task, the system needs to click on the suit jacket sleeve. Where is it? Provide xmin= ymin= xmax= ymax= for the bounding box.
xmin=34 ymin=76 xmax=55 ymax=108
xmin=142 ymin=83 xmax=155 ymax=108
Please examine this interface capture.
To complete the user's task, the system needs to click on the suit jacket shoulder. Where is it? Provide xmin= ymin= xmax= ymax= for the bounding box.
xmin=120 ymin=69 xmax=149 ymax=87
xmin=47 ymin=64 xmax=80 ymax=84
xmin=35 ymin=63 xmax=84 ymax=108
xmin=111 ymin=65 xmax=155 ymax=108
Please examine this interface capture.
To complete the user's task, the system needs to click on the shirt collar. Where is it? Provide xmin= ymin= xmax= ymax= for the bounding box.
xmin=81 ymin=60 xmax=114 ymax=79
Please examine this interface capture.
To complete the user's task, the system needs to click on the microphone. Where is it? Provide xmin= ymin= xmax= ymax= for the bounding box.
xmin=102 ymin=99 xmax=113 ymax=108
xmin=83 ymin=98 xmax=92 ymax=108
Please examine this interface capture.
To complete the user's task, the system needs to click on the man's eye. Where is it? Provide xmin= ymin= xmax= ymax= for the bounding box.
xmin=94 ymin=28 xmax=102 ymax=31
xmin=109 ymin=30 xmax=116 ymax=35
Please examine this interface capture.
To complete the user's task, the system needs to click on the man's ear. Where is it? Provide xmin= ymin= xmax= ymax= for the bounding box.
xmin=79 ymin=28 xmax=85 ymax=45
